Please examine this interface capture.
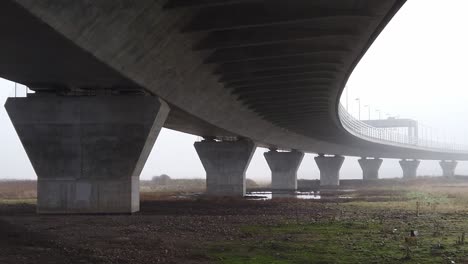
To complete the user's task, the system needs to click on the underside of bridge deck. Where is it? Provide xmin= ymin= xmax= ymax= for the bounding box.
xmin=1 ymin=0 xmax=467 ymax=160
xmin=168 ymin=0 xmax=404 ymax=137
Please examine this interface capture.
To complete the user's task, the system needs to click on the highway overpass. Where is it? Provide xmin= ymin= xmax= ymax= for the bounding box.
xmin=0 ymin=0 xmax=467 ymax=213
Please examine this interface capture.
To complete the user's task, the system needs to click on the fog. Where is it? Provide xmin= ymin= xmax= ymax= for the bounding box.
xmin=0 ymin=0 xmax=468 ymax=181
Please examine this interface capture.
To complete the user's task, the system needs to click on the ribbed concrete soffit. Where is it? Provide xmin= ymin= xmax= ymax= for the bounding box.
xmin=9 ymin=0 xmax=428 ymax=159
xmin=165 ymin=0 xmax=403 ymax=137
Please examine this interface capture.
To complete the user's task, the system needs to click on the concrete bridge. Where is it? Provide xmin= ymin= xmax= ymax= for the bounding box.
xmin=0 ymin=0 xmax=467 ymax=213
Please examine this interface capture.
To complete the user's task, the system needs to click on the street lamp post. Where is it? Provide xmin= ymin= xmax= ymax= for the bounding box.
xmin=355 ymin=98 xmax=361 ymax=120
xmin=376 ymin=109 xmax=381 ymax=120
xmin=364 ymin=104 xmax=371 ymax=120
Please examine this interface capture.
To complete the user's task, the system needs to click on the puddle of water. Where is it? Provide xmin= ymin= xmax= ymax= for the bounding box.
xmin=167 ymin=190 xmax=354 ymax=200
xmin=246 ymin=191 xmax=321 ymax=200
xmin=246 ymin=190 xmax=355 ymax=200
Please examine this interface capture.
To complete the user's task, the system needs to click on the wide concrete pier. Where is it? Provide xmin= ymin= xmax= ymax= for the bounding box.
xmin=440 ymin=160 xmax=458 ymax=177
xmin=358 ymin=158 xmax=383 ymax=180
xmin=399 ymin=159 xmax=420 ymax=179
xmin=314 ymin=155 xmax=345 ymax=186
xmin=194 ymin=139 xmax=255 ymax=197
xmin=5 ymin=96 xmax=169 ymax=214
xmin=264 ymin=150 xmax=304 ymax=191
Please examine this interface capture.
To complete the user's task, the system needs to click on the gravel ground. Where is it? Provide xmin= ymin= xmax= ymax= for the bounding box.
xmin=0 ymin=198 xmax=338 ymax=264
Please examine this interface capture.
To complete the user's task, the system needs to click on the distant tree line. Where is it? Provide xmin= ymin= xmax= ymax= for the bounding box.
xmin=151 ymin=174 xmax=171 ymax=185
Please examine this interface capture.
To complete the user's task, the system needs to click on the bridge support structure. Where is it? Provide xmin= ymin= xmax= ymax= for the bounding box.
xmin=399 ymin=159 xmax=420 ymax=179
xmin=194 ymin=139 xmax=255 ymax=197
xmin=314 ymin=155 xmax=345 ymax=186
xmin=5 ymin=96 xmax=169 ymax=214
xmin=358 ymin=158 xmax=383 ymax=180
xmin=439 ymin=160 xmax=458 ymax=177
xmin=264 ymin=150 xmax=304 ymax=191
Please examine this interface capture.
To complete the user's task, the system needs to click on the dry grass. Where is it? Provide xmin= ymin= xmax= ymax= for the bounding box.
xmin=0 ymin=180 xmax=36 ymax=200
xmin=342 ymin=181 xmax=468 ymax=214
xmin=2 ymin=178 xmax=468 ymax=210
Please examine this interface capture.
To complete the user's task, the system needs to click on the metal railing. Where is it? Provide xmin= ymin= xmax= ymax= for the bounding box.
xmin=338 ymin=104 xmax=468 ymax=153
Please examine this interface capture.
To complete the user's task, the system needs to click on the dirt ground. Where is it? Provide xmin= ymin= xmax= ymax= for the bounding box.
xmin=2 ymin=179 xmax=468 ymax=263
xmin=0 ymin=197 xmax=339 ymax=263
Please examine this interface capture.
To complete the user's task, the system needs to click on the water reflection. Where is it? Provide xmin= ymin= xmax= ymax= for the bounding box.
xmin=246 ymin=190 xmax=354 ymax=200
xmin=246 ymin=191 xmax=320 ymax=200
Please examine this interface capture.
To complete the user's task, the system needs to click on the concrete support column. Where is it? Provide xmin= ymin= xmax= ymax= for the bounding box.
xmin=6 ymin=96 xmax=169 ymax=214
xmin=194 ymin=139 xmax=255 ymax=197
xmin=358 ymin=158 xmax=383 ymax=180
xmin=399 ymin=159 xmax=420 ymax=179
xmin=264 ymin=150 xmax=304 ymax=191
xmin=439 ymin=160 xmax=458 ymax=177
xmin=314 ymin=155 xmax=345 ymax=186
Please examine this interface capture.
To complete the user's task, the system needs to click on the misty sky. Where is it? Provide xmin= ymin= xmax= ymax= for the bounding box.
xmin=1 ymin=0 xmax=468 ymax=181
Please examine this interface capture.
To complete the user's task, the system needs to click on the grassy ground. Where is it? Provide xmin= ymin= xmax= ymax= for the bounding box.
xmin=207 ymin=216 xmax=468 ymax=263
xmin=204 ymin=184 xmax=468 ymax=264
xmin=2 ymin=179 xmax=468 ymax=263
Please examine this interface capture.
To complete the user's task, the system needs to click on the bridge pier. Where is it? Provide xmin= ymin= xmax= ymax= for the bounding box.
xmin=5 ymin=96 xmax=169 ymax=214
xmin=439 ymin=160 xmax=458 ymax=177
xmin=194 ymin=139 xmax=255 ymax=197
xmin=314 ymin=155 xmax=345 ymax=186
xmin=264 ymin=150 xmax=304 ymax=191
xmin=358 ymin=158 xmax=383 ymax=180
xmin=399 ymin=159 xmax=420 ymax=179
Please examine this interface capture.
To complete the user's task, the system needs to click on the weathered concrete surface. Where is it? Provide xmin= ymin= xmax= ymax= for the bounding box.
xmin=399 ymin=159 xmax=420 ymax=179
xmin=440 ymin=160 xmax=458 ymax=177
xmin=2 ymin=1 xmax=467 ymax=161
xmin=5 ymin=96 xmax=169 ymax=214
xmin=8 ymin=0 xmax=463 ymax=161
xmin=194 ymin=140 xmax=255 ymax=197
xmin=358 ymin=158 xmax=383 ymax=180
xmin=264 ymin=150 xmax=304 ymax=190
xmin=314 ymin=155 xmax=345 ymax=186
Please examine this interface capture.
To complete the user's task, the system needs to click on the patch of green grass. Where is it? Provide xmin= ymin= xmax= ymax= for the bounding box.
xmin=342 ymin=189 xmax=457 ymax=214
xmin=199 ymin=185 xmax=468 ymax=263
xmin=406 ymin=191 xmax=450 ymax=204
xmin=207 ymin=220 xmax=468 ymax=264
